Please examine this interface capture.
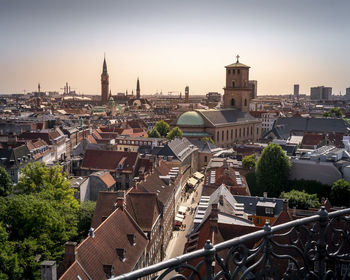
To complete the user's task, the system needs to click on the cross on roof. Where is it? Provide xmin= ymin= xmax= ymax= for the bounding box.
xmin=236 ymin=54 xmax=240 ymax=63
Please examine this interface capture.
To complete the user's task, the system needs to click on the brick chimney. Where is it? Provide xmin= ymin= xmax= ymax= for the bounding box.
xmin=61 ymin=242 xmax=76 ymax=272
xmin=41 ymin=261 xmax=57 ymax=280
xmin=283 ymin=199 xmax=288 ymax=211
xmin=115 ymin=190 xmax=125 ymax=210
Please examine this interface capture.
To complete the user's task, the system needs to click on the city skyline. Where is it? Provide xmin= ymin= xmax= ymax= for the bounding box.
xmin=1 ymin=0 xmax=350 ymax=95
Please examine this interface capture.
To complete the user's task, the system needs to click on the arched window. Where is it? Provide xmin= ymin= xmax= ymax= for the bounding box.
xmin=226 ymin=130 xmax=229 ymax=141
xmin=235 ymin=128 xmax=237 ymax=138
xmin=244 ymin=99 xmax=247 ymax=106
xmin=231 ymin=129 xmax=233 ymax=139
xmin=222 ymin=131 xmax=224 ymax=141
xmin=247 ymin=127 xmax=249 ymax=136
xmin=231 ymin=98 xmax=235 ymax=106
xmin=239 ymin=128 xmax=241 ymax=137
xmin=243 ymin=127 xmax=245 ymax=137
xmin=232 ymin=81 xmax=235 ymax=88
xmin=233 ymin=69 xmax=236 ymax=74
xmin=217 ymin=131 xmax=219 ymax=142
xmin=238 ymin=69 xmax=240 ymax=74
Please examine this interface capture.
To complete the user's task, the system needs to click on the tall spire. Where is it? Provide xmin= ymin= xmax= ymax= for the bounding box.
xmin=102 ymin=54 xmax=108 ymax=75
xmin=136 ymin=77 xmax=140 ymax=99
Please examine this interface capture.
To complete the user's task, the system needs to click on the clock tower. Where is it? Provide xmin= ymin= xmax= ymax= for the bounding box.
xmin=223 ymin=55 xmax=251 ymax=112
xmin=101 ymin=56 xmax=109 ymax=105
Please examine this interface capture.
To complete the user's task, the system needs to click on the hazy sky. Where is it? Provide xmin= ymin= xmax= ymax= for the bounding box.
xmin=1 ymin=0 xmax=349 ymax=95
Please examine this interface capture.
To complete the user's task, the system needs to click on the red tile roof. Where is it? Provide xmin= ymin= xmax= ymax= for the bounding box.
xmin=81 ymin=150 xmax=138 ymax=173
xmin=60 ymin=208 xmax=148 ymax=280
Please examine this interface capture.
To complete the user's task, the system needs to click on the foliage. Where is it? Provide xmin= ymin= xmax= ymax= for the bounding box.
xmin=280 ymin=190 xmax=320 ymax=210
xmin=245 ymin=172 xmax=260 ymax=196
xmin=147 ymin=128 xmax=161 ymax=138
xmin=322 ymin=107 xmax=343 ymax=118
xmin=255 ymin=143 xmax=291 ymax=197
xmin=242 ymin=154 xmax=256 ymax=169
xmin=330 ymin=179 xmax=350 ymax=207
xmin=76 ymin=201 xmax=96 ymax=242
xmin=201 ymin=137 xmax=215 ymax=145
xmin=17 ymin=162 xmax=79 ymax=210
xmin=0 ymin=222 xmax=22 ymax=280
xmin=0 ymin=167 xmax=13 ymax=197
xmin=284 ymin=179 xmax=331 ymax=200
xmin=166 ymin=127 xmax=183 ymax=140
xmin=154 ymin=120 xmax=170 ymax=137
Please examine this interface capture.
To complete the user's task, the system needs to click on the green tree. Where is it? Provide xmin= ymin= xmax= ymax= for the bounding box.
xmin=280 ymin=190 xmax=320 ymax=210
xmin=0 ymin=166 xmax=13 ymax=197
xmin=147 ymin=128 xmax=161 ymax=138
xmin=0 ymin=222 xmax=22 ymax=280
xmin=166 ymin=127 xmax=183 ymax=140
xmin=201 ymin=137 xmax=215 ymax=145
xmin=154 ymin=120 xmax=170 ymax=137
xmin=322 ymin=108 xmax=343 ymax=118
xmin=330 ymin=179 xmax=350 ymax=207
xmin=76 ymin=201 xmax=96 ymax=241
xmin=17 ymin=162 xmax=79 ymax=209
xmin=242 ymin=154 xmax=256 ymax=170
xmin=255 ymin=143 xmax=291 ymax=197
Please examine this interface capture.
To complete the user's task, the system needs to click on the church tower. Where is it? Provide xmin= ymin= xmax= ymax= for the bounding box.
xmin=185 ymin=86 xmax=189 ymax=103
xmin=223 ymin=55 xmax=251 ymax=112
xmin=136 ymin=78 xmax=140 ymax=99
xmin=101 ymin=56 xmax=109 ymax=105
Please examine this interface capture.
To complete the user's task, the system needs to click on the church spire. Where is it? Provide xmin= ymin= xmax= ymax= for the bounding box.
xmin=102 ymin=54 xmax=108 ymax=75
xmin=136 ymin=77 xmax=140 ymax=99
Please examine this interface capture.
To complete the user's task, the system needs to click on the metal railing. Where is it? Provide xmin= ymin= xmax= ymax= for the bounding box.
xmin=112 ymin=207 xmax=350 ymax=280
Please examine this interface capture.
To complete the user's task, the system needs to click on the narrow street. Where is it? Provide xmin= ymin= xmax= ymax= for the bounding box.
xmin=162 ymin=181 xmax=203 ymax=279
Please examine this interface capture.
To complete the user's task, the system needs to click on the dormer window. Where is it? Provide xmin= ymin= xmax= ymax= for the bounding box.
xmin=127 ymin=234 xmax=136 ymax=246
xmin=103 ymin=264 xmax=114 ymax=278
xmin=116 ymin=248 xmax=126 ymax=262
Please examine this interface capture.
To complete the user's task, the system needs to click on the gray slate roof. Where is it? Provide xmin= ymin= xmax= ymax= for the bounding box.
xmin=233 ymin=195 xmax=284 ymax=216
xmin=157 ymin=138 xmax=197 ymax=162
xmin=271 ymin=117 xmax=350 ymax=140
xmin=197 ymin=109 xmax=257 ymax=127
xmin=189 ymin=139 xmax=221 ymax=153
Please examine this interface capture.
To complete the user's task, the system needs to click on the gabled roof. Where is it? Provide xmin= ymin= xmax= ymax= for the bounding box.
xmin=81 ymin=150 xmax=137 ymax=173
xmin=126 ymin=192 xmax=161 ymax=232
xmin=60 ymin=208 xmax=148 ymax=280
xmin=196 ymin=109 xmax=257 ymax=127
xmin=225 ymin=61 xmax=250 ymax=68
xmin=91 ymin=171 xmax=116 ymax=188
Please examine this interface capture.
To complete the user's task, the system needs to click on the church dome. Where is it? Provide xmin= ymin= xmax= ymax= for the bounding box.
xmin=177 ymin=111 xmax=205 ymax=126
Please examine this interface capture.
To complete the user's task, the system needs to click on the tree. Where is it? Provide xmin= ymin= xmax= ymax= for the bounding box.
xmin=0 ymin=222 xmax=22 ymax=280
xmin=154 ymin=120 xmax=170 ymax=137
xmin=17 ymin=162 xmax=79 ymax=210
xmin=322 ymin=108 xmax=343 ymax=118
xmin=147 ymin=128 xmax=161 ymax=138
xmin=242 ymin=154 xmax=256 ymax=170
xmin=166 ymin=127 xmax=183 ymax=140
xmin=330 ymin=179 xmax=350 ymax=207
xmin=280 ymin=190 xmax=320 ymax=210
xmin=0 ymin=166 xmax=13 ymax=197
xmin=255 ymin=143 xmax=291 ymax=197
xmin=76 ymin=201 xmax=96 ymax=241
xmin=201 ymin=137 xmax=215 ymax=145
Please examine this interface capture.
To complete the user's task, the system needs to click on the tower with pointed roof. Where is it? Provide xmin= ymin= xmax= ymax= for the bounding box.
xmin=223 ymin=55 xmax=251 ymax=112
xmin=101 ymin=56 xmax=109 ymax=105
xmin=185 ymin=86 xmax=189 ymax=103
xmin=136 ymin=78 xmax=140 ymax=99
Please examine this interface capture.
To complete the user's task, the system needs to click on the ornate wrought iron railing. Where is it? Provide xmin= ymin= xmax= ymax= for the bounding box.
xmin=112 ymin=207 xmax=350 ymax=280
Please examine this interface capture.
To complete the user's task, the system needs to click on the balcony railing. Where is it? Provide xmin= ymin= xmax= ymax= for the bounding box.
xmin=112 ymin=207 xmax=350 ymax=280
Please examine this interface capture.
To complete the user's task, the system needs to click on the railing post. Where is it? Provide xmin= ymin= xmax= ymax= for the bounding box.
xmin=263 ymin=222 xmax=273 ymax=277
xmin=317 ymin=206 xmax=328 ymax=279
xmin=204 ymin=240 xmax=215 ymax=280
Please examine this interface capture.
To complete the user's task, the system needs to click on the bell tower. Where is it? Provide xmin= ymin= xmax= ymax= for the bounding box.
xmin=223 ymin=55 xmax=251 ymax=112
xmin=101 ymin=55 xmax=109 ymax=105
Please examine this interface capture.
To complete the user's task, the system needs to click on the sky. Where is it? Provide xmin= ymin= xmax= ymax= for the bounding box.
xmin=0 ymin=0 xmax=349 ymax=96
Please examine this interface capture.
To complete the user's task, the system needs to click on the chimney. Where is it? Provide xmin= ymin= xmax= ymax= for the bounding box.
xmin=63 ymin=242 xmax=77 ymax=268
xmin=283 ymin=199 xmax=288 ymax=211
xmin=115 ymin=190 xmax=125 ymax=210
xmin=88 ymin=227 xmax=95 ymax=238
xmin=41 ymin=261 xmax=57 ymax=280
xmin=263 ymin=192 xmax=267 ymax=199
xmin=209 ymin=203 xmax=218 ymax=233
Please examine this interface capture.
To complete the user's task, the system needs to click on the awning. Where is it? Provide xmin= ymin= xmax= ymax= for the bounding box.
xmin=176 ymin=213 xmax=185 ymax=219
xmin=187 ymin=177 xmax=198 ymax=187
xmin=193 ymin=172 xmax=204 ymax=180
xmin=178 ymin=205 xmax=187 ymax=214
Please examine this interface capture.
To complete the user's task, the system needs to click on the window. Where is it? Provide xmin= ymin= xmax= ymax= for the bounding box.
xmin=233 ymin=69 xmax=235 ymax=74
xmin=239 ymin=128 xmax=241 ymax=137
xmin=243 ymin=127 xmax=245 ymax=137
xmin=217 ymin=131 xmax=219 ymax=142
xmin=235 ymin=128 xmax=237 ymax=138
xmin=251 ymin=126 xmax=253 ymax=135
xmin=231 ymin=129 xmax=233 ymax=139
xmin=231 ymin=98 xmax=235 ymax=106
xmin=228 ymin=70 xmax=231 ymax=74
xmin=244 ymin=99 xmax=247 ymax=106
xmin=226 ymin=130 xmax=228 ymax=141
xmin=238 ymin=69 xmax=240 ymax=74
xmin=222 ymin=131 xmax=224 ymax=141
xmin=204 ymin=156 xmax=208 ymax=162
xmin=247 ymin=127 xmax=249 ymax=136
xmin=265 ymin=208 xmax=273 ymax=215
xmin=232 ymin=81 xmax=235 ymax=88
xmin=257 ymin=127 xmax=259 ymax=135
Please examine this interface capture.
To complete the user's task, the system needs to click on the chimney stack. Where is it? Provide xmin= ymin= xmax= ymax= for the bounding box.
xmin=41 ymin=261 xmax=57 ymax=280
xmin=263 ymin=192 xmax=267 ymax=199
xmin=209 ymin=203 xmax=218 ymax=233
xmin=115 ymin=190 xmax=125 ymax=210
xmin=63 ymin=242 xmax=77 ymax=270
xmin=283 ymin=199 xmax=288 ymax=211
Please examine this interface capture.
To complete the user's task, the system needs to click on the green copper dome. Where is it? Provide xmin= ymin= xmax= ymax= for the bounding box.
xmin=177 ymin=111 xmax=205 ymax=126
